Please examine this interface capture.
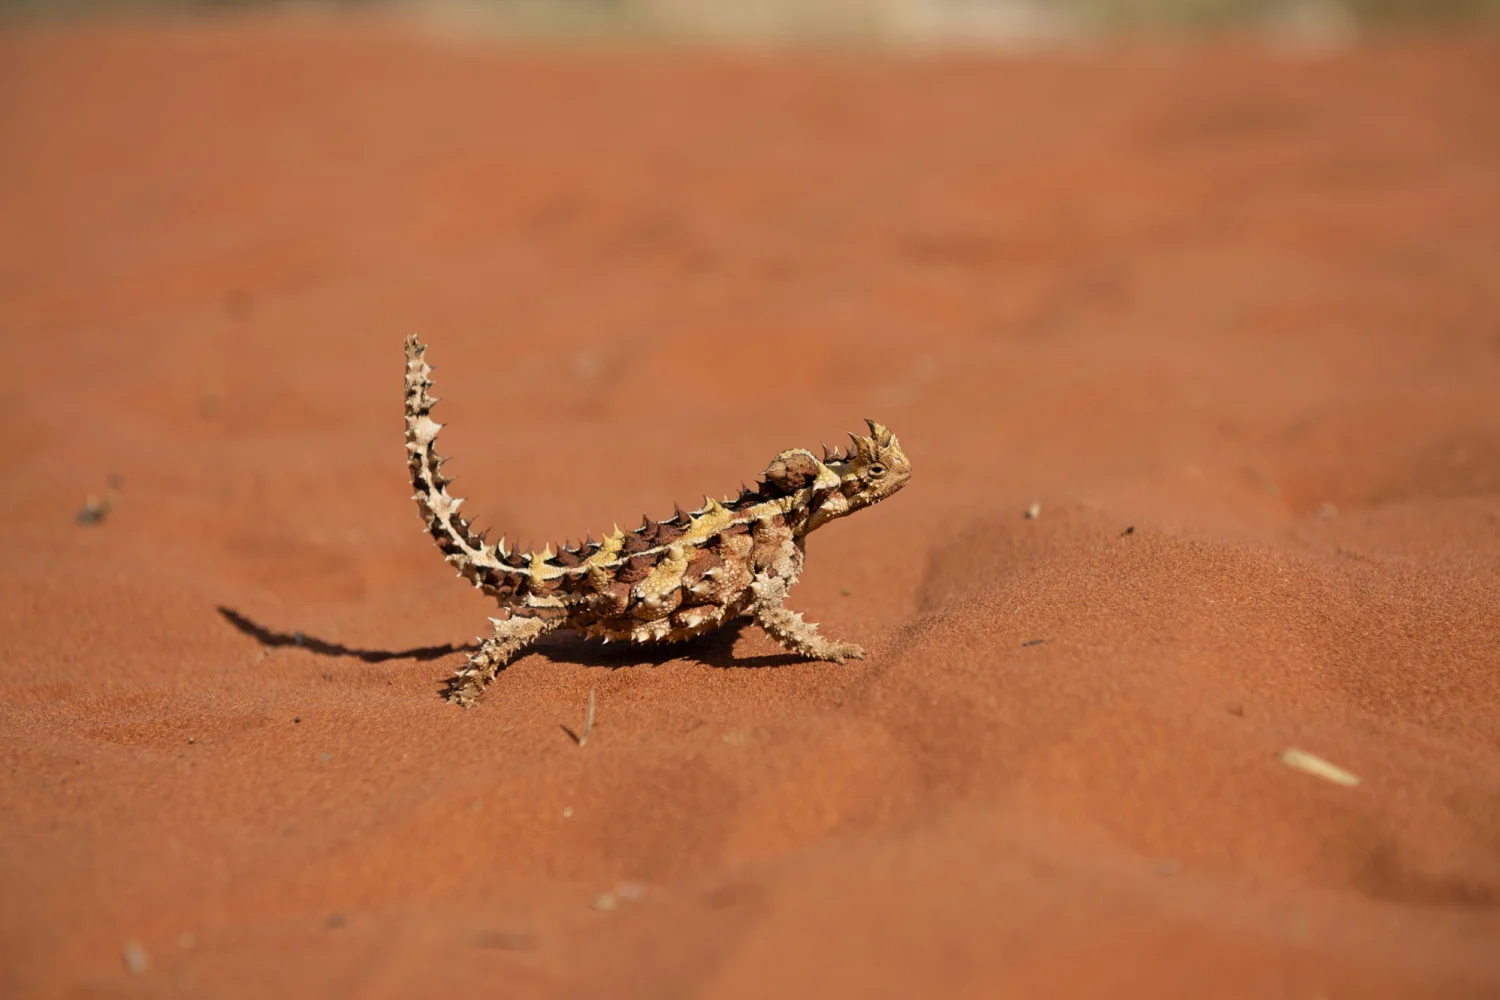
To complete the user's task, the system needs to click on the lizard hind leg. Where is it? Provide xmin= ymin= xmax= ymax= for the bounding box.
xmin=447 ymin=613 xmax=562 ymax=707
xmin=748 ymin=574 xmax=865 ymax=664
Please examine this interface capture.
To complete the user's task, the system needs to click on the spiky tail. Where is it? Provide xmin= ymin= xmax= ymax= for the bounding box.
xmin=404 ymin=335 xmax=506 ymax=595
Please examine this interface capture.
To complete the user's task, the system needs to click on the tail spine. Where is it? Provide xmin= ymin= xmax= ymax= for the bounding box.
xmin=404 ymin=335 xmax=506 ymax=595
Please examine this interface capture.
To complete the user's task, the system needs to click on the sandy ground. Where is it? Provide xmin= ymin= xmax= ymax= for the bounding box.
xmin=1 ymin=14 xmax=1498 ymax=998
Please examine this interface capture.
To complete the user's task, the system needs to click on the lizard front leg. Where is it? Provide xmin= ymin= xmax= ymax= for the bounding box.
xmin=447 ymin=612 xmax=561 ymax=707
xmin=748 ymin=573 xmax=865 ymax=664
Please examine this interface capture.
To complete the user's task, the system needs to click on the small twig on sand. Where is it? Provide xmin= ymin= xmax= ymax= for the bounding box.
xmin=76 ymin=494 xmax=112 ymax=526
xmin=579 ymin=689 xmax=596 ymax=747
xmin=564 ymin=689 xmax=597 ymax=747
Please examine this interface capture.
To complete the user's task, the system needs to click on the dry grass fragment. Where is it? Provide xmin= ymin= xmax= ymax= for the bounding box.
xmin=1281 ymin=748 xmax=1360 ymax=787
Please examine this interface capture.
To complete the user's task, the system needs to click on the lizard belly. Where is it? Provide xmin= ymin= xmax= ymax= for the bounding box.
xmin=574 ymin=526 xmax=763 ymax=646
xmin=579 ymin=595 xmax=752 ymax=645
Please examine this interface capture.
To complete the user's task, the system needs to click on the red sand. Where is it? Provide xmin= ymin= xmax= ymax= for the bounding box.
xmin=2 ymin=15 xmax=1499 ymax=997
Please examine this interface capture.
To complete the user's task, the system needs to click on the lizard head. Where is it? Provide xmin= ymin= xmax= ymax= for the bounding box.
xmin=795 ymin=419 xmax=911 ymax=532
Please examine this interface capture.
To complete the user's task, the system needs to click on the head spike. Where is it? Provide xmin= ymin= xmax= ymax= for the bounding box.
xmin=849 ymin=429 xmax=876 ymax=462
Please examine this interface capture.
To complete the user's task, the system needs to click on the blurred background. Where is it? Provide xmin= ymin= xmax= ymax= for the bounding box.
xmin=3 ymin=0 xmax=1499 ymax=997
xmin=2 ymin=0 xmax=1498 ymax=40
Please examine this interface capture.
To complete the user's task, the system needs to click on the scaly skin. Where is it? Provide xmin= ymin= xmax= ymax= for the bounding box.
xmin=403 ymin=335 xmax=912 ymax=706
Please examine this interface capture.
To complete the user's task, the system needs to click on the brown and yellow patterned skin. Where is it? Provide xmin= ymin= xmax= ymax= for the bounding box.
xmin=403 ymin=335 xmax=912 ymax=706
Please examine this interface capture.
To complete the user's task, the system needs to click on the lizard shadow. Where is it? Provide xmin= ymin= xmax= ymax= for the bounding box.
xmin=216 ymin=606 xmax=801 ymax=673
xmin=216 ymin=606 xmax=478 ymax=661
xmin=528 ymin=618 xmax=801 ymax=671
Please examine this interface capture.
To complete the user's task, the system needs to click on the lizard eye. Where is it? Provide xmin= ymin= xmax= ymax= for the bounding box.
xmin=868 ymin=464 xmax=887 ymax=478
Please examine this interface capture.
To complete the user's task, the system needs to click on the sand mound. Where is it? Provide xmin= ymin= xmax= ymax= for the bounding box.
xmin=2 ymin=15 xmax=1498 ymax=998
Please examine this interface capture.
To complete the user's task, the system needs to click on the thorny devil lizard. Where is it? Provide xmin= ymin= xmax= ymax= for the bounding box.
xmin=404 ymin=335 xmax=912 ymax=706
